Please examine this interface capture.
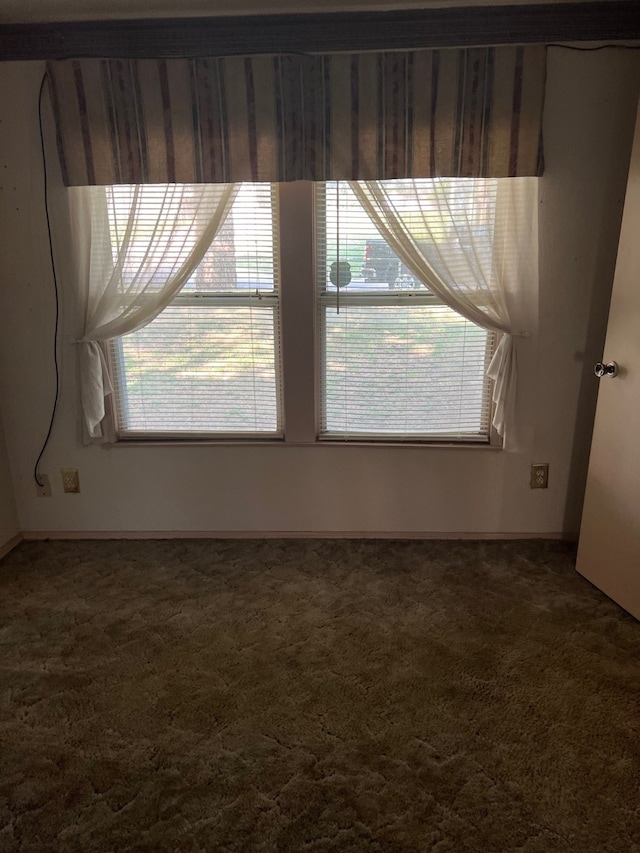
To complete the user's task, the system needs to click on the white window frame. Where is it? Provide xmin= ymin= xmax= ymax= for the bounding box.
xmin=108 ymin=184 xmax=285 ymax=442
xmin=313 ymin=183 xmax=497 ymax=445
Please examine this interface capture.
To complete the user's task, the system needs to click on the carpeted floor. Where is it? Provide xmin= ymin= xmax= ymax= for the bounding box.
xmin=0 ymin=539 xmax=638 ymax=852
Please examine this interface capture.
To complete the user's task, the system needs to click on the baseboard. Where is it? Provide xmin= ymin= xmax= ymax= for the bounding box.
xmin=0 ymin=532 xmax=23 ymax=559
xmin=21 ymin=530 xmax=567 ymax=541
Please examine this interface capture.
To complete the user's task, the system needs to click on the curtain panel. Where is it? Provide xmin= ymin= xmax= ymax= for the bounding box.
xmin=47 ymin=46 xmax=545 ymax=186
xmin=69 ymin=183 xmax=238 ymax=439
xmin=349 ymin=178 xmax=539 ymax=437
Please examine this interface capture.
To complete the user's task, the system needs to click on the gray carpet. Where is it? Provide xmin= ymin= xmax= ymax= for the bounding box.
xmin=0 ymin=539 xmax=638 ymax=852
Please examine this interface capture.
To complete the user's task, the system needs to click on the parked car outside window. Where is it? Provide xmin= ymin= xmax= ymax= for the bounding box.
xmin=360 ymin=239 xmax=420 ymax=289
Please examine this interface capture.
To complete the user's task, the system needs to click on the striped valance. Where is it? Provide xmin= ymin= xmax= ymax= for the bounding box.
xmin=47 ymin=46 xmax=545 ymax=186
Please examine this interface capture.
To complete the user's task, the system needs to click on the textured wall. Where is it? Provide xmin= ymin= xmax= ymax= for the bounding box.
xmin=0 ymin=50 xmax=638 ymax=538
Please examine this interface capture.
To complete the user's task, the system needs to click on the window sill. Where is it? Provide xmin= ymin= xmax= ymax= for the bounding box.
xmin=104 ymin=438 xmax=502 ymax=450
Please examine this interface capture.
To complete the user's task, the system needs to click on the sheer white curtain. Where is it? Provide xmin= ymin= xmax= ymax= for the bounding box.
xmin=69 ymin=183 xmax=238 ymax=438
xmin=350 ymin=178 xmax=538 ymax=437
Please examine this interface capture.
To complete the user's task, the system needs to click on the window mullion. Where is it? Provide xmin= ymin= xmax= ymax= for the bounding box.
xmin=278 ymin=182 xmax=317 ymax=443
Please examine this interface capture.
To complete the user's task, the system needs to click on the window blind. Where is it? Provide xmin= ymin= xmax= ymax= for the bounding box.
xmin=316 ymin=182 xmax=494 ymax=441
xmin=110 ymin=184 xmax=282 ymax=437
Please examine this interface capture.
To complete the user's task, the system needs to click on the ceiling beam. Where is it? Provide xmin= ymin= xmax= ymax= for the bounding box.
xmin=0 ymin=2 xmax=638 ymax=61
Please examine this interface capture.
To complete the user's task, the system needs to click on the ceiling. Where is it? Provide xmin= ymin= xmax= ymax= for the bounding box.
xmin=0 ymin=0 xmax=613 ymax=24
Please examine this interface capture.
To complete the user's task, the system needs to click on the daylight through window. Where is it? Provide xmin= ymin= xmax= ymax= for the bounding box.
xmin=106 ymin=180 xmax=513 ymax=443
xmin=316 ymin=181 xmax=496 ymax=441
xmin=109 ymin=184 xmax=282 ymax=438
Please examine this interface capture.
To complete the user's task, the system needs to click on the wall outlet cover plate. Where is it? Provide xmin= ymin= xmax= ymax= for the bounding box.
xmin=530 ymin=463 xmax=549 ymax=489
xmin=61 ymin=468 xmax=80 ymax=494
xmin=35 ymin=474 xmax=51 ymax=497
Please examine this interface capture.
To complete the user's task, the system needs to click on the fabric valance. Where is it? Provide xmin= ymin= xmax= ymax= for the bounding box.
xmin=47 ymin=46 xmax=545 ymax=186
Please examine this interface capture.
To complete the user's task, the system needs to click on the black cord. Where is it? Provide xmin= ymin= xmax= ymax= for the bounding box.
xmin=34 ymin=72 xmax=60 ymax=489
xmin=547 ymin=43 xmax=640 ymax=51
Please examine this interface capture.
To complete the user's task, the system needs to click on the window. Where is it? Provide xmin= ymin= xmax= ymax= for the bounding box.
xmin=317 ymin=182 xmax=495 ymax=441
xmin=106 ymin=180 xmax=507 ymax=444
xmin=108 ymin=184 xmax=283 ymax=438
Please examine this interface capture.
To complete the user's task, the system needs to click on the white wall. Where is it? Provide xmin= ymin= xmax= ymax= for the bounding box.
xmin=0 ymin=50 xmax=638 ymax=538
xmin=0 ymin=401 xmax=19 ymax=551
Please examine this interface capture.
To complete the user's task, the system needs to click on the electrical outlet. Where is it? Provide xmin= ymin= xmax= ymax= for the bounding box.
xmin=530 ymin=463 xmax=549 ymax=489
xmin=61 ymin=468 xmax=80 ymax=494
xmin=35 ymin=474 xmax=51 ymax=497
